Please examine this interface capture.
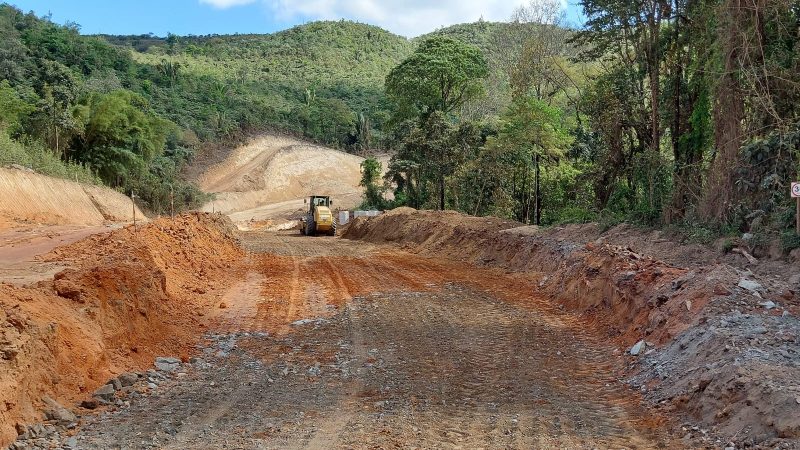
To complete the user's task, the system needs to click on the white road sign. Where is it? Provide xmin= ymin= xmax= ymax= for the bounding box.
xmin=793 ymin=182 xmax=800 ymax=198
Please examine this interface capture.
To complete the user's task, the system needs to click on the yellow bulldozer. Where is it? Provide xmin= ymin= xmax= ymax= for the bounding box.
xmin=299 ymin=195 xmax=336 ymax=236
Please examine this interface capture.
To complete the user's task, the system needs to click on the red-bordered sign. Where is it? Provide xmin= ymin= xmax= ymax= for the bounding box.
xmin=792 ymin=182 xmax=800 ymax=198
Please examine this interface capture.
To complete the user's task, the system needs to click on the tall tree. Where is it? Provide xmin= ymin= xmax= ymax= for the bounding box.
xmin=71 ymin=90 xmax=170 ymax=186
xmin=483 ymin=97 xmax=573 ymax=224
xmin=576 ymin=0 xmax=671 ymax=208
xmin=359 ymin=157 xmax=384 ymax=209
xmin=385 ymin=36 xmax=488 ymax=210
xmin=385 ymin=36 xmax=489 ymax=122
xmin=0 ymin=81 xmax=35 ymax=135
xmin=699 ymin=0 xmax=800 ymax=221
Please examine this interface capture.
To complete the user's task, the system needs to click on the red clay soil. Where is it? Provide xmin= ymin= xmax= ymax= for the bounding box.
xmin=0 ymin=213 xmax=246 ymax=446
xmin=342 ymin=207 xmax=718 ymax=346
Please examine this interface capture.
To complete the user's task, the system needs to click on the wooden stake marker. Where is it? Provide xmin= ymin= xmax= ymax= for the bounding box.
xmin=792 ymin=182 xmax=800 ymax=235
xmin=131 ymin=190 xmax=137 ymax=230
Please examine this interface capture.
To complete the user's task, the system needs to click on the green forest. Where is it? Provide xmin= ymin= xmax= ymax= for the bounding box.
xmin=1 ymin=1 xmax=799 ymax=252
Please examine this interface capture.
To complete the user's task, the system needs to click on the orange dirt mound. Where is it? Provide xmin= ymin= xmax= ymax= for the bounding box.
xmin=0 ymin=213 xmax=245 ymax=446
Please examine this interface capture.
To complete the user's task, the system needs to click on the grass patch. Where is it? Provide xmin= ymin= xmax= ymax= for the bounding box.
xmin=0 ymin=134 xmax=99 ymax=184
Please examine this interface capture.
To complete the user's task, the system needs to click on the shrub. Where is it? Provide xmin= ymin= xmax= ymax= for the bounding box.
xmin=0 ymin=134 xmax=98 ymax=184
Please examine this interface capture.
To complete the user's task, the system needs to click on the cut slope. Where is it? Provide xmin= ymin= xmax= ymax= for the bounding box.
xmin=0 ymin=213 xmax=245 ymax=447
xmin=197 ymin=135 xmax=367 ymax=222
xmin=0 ymin=167 xmax=145 ymax=227
xmin=342 ymin=208 xmax=800 ymax=446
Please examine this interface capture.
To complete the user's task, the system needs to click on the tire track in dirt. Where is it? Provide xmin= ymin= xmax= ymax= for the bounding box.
xmin=63 ymin=231 xmax=676 ymax=449
xmin=295 ymin=302 xmax=366 ymax=450
xmin=345 ymin=287 xmax=667 ymax=449
xmin=282 ymin=254 xmax=303 ymax=325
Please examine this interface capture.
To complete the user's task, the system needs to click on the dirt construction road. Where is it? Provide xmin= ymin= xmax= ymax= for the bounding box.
xmin=66 ymin=231 xmax=674 ymax=449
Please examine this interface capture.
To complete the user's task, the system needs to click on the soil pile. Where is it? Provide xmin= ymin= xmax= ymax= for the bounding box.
xmin=0 ymin=167 xmax=145 ymax=228
xmin=0 ymin=213 xmax=245 ymax=446
xmin=343 ymin=208 xmax=800 ymax=446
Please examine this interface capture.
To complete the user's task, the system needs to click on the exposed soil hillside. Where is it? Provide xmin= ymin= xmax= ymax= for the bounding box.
xmin=0 ymin=168 xmax=145 ymax=228
xmin=343 ymin=208 xmax=800 ymax=447
xmin=196 ymin=135 xmax=366 ymax=224
xmin=0 ymin=214 xmax=245 ymax=446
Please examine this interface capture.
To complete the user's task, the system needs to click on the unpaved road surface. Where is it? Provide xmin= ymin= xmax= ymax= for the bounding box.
xmin=0 ymin=224 xmax=119 ymax=285
xmin=63 ymin=232 xmax=675 ymax=449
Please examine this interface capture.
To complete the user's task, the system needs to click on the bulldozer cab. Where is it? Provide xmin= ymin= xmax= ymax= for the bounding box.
xmin=306 ymin=196 xmax=331 ymax=211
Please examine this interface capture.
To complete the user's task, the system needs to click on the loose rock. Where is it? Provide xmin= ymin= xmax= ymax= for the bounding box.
xmin=118 ymin=372 xmax=139 ymax=387
xmin=155 ymin=356 xmax=181 ymax=372
xmin=738 ymin=278 xmax=763 ymax=293
xmin=92 ymin=384 xmax=116 ymax=402
xmin=41 ymin=396 xmax=77 ymax=425
xmin=630 ymin=340 xmax=646 ymax=356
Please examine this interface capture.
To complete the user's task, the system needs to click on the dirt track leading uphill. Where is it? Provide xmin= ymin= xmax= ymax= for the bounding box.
xmin=41 ymin=230 xmax=675 ymax=450
xmin=195 ymin=135 xmax=367 ymax=222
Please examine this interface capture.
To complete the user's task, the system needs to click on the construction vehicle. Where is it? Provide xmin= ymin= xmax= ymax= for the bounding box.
xmin=299 ymin=195 xmax=336 ymax=236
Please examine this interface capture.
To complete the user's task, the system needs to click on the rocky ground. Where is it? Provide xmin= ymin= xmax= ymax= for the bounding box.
xmin=14 ymin=291 xmax=673 ymax=449
xmin=342 ymin=209 xmax=800 ymax=448
xmin=9 ymin=230 xmax=681 ymax=449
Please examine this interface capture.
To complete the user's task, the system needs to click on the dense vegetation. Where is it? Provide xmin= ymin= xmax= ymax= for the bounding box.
xmin=369 ymin=0 xmax=800 ymax=256
xmin=0 ymin=4 xmax=205 ymax=212
xmin=2 ymin=0 xmax=799 ymax=254
xmin=0 ymin=5 xmax=414 ymax=213
xmin=105 ymin=21 xmax=414 ymax=149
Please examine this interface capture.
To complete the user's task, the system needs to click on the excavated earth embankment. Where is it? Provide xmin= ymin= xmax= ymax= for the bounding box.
xmin=0 ymin=213 xmax=245 ymax=446
xmin=195 ymin=135 xmax=366 ymax=221
xmin=343 ymin=208 xmax=800 ymax=448
xmin=0 ymin=168 xmax=145 ymax=228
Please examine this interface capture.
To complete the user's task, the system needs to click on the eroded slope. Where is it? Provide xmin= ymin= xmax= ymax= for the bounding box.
xmin=197 ymin=135 xmax=366 ymax=222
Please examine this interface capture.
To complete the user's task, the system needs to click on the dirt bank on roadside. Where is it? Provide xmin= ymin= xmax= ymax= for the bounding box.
xmin=0 ymin=213 xmax=245 ymax=446
xmin=0 ymin=167 xmax=145 ymax=228
xmin=343 ymin=208 xmax=800 ymax=447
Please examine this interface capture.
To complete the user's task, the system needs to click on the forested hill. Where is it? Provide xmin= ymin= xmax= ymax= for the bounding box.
xmin=102 ymin=21 xmax=415 ymax=146
xmin=104 ymin=20 xmax=541 ymax=144
xmin=0 ymin=3 xmax=531 ymax=213
xmin=106 ymin=21 xmax=412 ymax=85
xmin=5 ymin=0 xmax=795 ymax=252
xmin=0 ymin=6 xmax=426 ymax=213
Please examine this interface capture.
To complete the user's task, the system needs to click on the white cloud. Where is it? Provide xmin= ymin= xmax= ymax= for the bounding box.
xmin=199 ymin=0 xmax=257 ymax=9
xmin=199 ymin=0 xmax=563 ymax=36
xmin=268 ymin=0 xmax=532 ymax=36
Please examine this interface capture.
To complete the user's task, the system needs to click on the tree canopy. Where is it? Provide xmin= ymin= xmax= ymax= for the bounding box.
xmin=386 ymin=36 xmax=489 ymax=121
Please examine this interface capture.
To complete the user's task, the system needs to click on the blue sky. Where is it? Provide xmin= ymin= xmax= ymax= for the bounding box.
xmin=8 ymin=0 xmax=585 ymax=38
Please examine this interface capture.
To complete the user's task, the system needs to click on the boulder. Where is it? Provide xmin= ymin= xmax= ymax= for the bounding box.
xmin=92 ymin=384 xmax=115 ymax=402
xmin=759 ymin=300 xmax=777 ymax=310
xmin=41 ymin=396 xmax=77 ymax=425
xmin=79 ymin=399 xmax=99 ymax=410
xmin=155 ymin=356 xmax=181 ymax=372
xmin=630 ymin=340 xmax=646 ymax=356
xmin=107 ymin=377 xmax=122 ymax=391
xmin=118 ymin=372 xmax=139 ymax=387
xmin=738 ymin=278 xmax=763 ymax=293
